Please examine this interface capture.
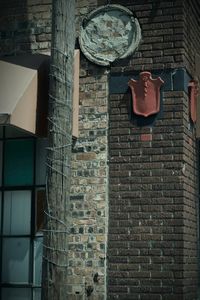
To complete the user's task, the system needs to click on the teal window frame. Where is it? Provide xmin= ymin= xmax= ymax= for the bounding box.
xmin=0 ymin=126 xmax=46 ymax=300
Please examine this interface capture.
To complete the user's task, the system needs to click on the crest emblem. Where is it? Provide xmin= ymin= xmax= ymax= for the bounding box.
xmin=188 ymin=80 xmax=199 ymax=123
xmin=128 ymin=71 xmax=164 ymax=117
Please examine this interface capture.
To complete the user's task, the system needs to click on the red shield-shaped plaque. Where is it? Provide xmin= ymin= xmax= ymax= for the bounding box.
xmin=188 ymin=80 xmax=199 ymax=123
xmin=128 ymin=71 xmax=164 ymax=117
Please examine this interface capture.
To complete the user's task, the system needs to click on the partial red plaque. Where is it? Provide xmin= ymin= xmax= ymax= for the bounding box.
xmin=128 ymin=71 xmax=164 ymax=117
xmin=188 ymin=80 xmax=199 ymax=123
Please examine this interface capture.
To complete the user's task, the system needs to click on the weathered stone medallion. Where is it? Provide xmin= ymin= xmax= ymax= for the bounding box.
xmin=79 ymin=5 xmax=142 ymax=66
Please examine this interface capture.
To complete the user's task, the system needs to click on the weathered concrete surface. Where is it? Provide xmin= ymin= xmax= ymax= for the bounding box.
xmin=79 ymin=5 xmax=141 ymax=66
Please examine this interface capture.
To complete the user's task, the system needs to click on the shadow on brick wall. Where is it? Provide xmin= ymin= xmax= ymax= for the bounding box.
xmin=0 ymin=0 xmax=34 ymax=56
xmin=148 ymin=0 xmax=161 ymax=20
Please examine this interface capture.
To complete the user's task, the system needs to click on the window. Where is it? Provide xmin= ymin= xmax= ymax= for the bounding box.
xmin=0 ymin=126 xmax=47 ymax=300
xmin=4 ymin=139 xmax=34 ymax=186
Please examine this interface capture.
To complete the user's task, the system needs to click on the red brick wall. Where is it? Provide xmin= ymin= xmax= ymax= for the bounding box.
xmin=107 ymin=1 xmax=200 ymax=299
xmin=108 ymin=90 xmax=198 ymax=300
xmin=108 ymin=0 xmax=200 ymax=77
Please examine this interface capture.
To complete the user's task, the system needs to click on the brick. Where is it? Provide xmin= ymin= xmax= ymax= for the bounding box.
xmin=140 ymin=134 xmax=152 ymax=141
xmin=76 ymin=152 xmax=97 ymax=160
xmin=2 ymin=0 xmax=199 ymax=299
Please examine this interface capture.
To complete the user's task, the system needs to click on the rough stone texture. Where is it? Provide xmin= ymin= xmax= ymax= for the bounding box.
xmin=109 ymin=0 xmax=200 ymax=78
xmin=79 ymin=5 xmax=141 ymax=66
xmin=67 ymin=2 xmax=109 ymax=299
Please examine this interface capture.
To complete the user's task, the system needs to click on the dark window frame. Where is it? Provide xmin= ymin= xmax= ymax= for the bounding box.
xmin=0 ymin=126 xmax=45 ymax=300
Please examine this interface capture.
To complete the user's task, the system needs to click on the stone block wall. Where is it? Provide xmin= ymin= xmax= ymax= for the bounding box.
xmin=68 ymin=2 xmax=109 ymax=299
xmin=68 ymin=57 xmax=108 ymax=299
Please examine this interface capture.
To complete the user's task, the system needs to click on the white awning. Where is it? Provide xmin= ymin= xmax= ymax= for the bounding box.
xmin=0 ymin=54 xmax=49 ymax=136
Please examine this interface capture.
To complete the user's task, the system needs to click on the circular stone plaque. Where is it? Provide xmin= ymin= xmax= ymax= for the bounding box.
xmin=79 ymin=4 xmax=142 ymax=66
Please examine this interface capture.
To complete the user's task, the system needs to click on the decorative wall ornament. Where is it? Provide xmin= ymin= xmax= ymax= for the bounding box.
xmin=188 ymin=80 xmax=199 ymax=123
xmin=79 ymin=5 xmax=141 ymax=66
xmin=128 ymin=71 xmax=164 ymax=117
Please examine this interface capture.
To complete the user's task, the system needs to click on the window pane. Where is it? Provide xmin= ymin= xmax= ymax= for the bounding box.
xmin=3 ymin=191 xmax=31 ymax=235
xmin=33 ymin=288 xmax=41 ymax=300
xmin=36 ymin=138 xmax=47 ymax=185
xmin=4 ymin=139 xmax=34 ymax=186
xmin=2 ymin=288 xmax=31 ymax=300
xmin=0 ymin=192 xmax=2 ymax=231
xmin=5 ymin=126 xmax=31 ymax=138
xmin=2 ymin=238 xmax=30 ymax=283
xmin=0 ymin=141 xmax=2 ymax=186
xmin=34 ymin=237 xmax=43 ymax=285
xmin=0 ymin=126 xmax=3 ymax=138
xmin=36 ymin=189 xmax=45 ymax=233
